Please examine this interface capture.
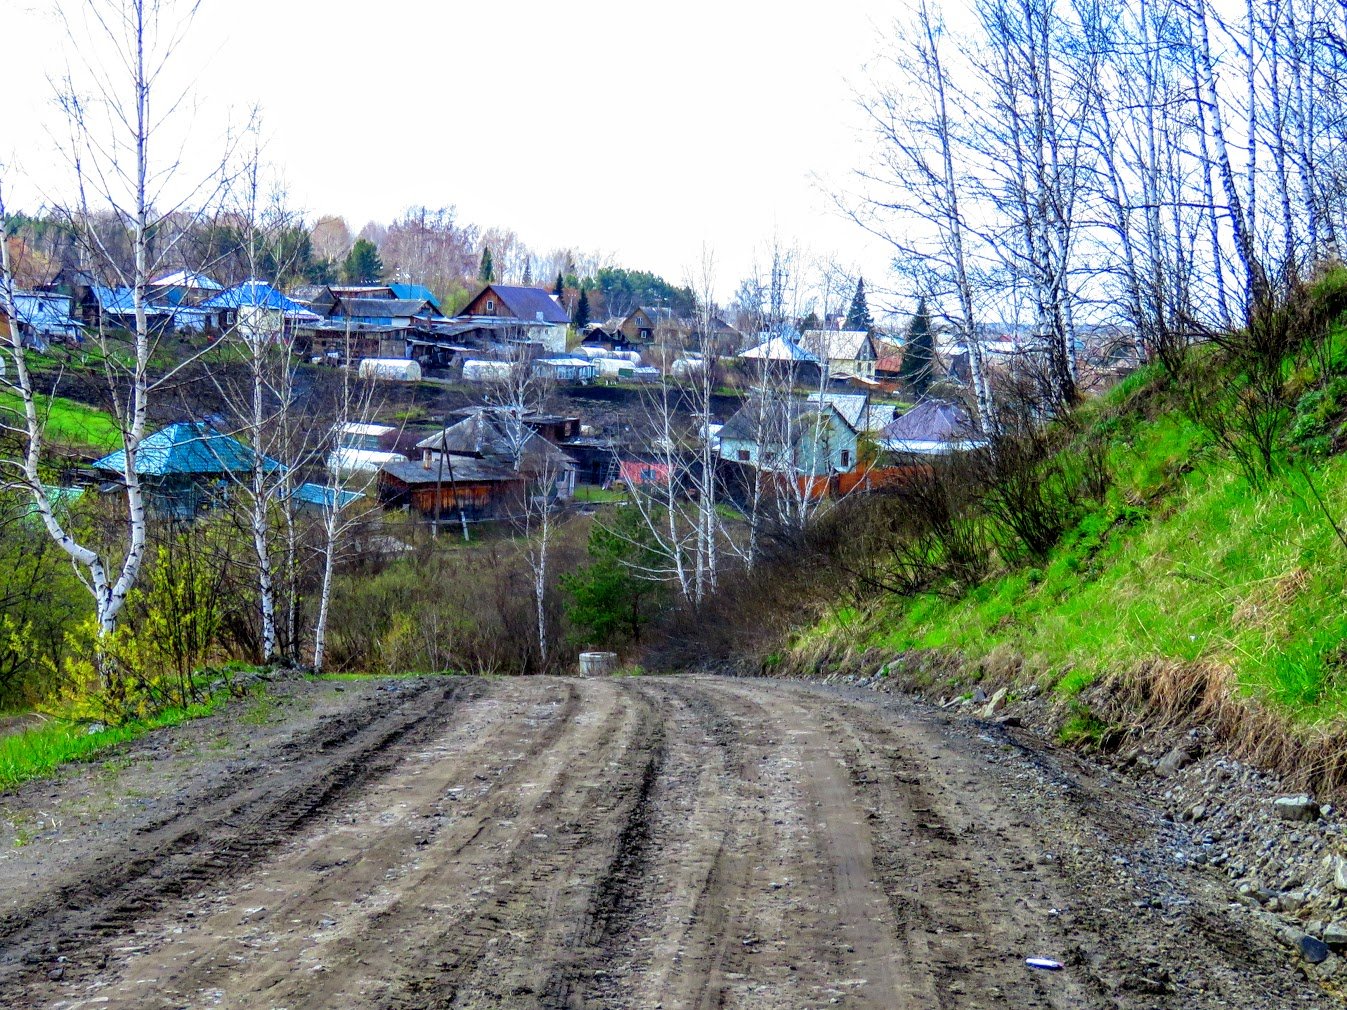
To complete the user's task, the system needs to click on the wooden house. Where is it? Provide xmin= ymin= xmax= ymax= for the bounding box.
xmin=413 ymin=408 xmax=578 ymax=500
xmin=454 ymin=284 xmax=570 ymax=354
xmin=377 ymin=456 xmax=527 ymax=521
xmin=717 ymin=396 xmax=859 ymax=477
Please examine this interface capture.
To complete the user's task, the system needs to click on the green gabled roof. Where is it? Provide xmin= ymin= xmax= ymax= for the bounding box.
xmin=92 ymin=422 xmax=283 ymax=477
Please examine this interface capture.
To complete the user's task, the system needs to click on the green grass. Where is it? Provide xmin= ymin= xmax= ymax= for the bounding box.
xmin=573 ymin=485 xmax=628 ymax=504
xmin=782 ymin=317 xmax=1347 ymax=728
xmin=0 ymin=692 xmax=230 ymax=792
xmin=859 ymin=448 xmax=1347 ymax=722
xmin=0 ymin=390 xmax=121 ymax=452
xmin=307 ymin=670 xmax=457 ymax=681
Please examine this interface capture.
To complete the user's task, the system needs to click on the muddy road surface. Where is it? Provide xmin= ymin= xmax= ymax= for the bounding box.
xmin=0 ymin=676 xmax=1333 ymax=1009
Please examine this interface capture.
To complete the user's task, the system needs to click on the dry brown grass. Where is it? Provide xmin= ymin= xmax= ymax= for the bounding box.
xmin=1091 ymin=659 xmax=1347 ymax=798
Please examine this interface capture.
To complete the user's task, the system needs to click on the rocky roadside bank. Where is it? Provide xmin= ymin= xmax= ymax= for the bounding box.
xmin=803 ymin=662 xmax=1347 ymax=998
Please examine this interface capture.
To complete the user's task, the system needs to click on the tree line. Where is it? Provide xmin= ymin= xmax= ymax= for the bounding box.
xmin=854 ymin=0 xmax=1347 ymax=422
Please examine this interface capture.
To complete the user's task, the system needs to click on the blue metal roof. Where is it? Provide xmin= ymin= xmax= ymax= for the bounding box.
xmin=202 ymin=281 xmax=316 ymax=316
xmin=286 ymin=482 xmax=364 ymax=509
xmin=92 ymin=422 xmax=283 ymax=477
xmin=90 ymin=285 xmax=140 ymax=314
xmin=388 ymin=283 xmax=443 ymax=313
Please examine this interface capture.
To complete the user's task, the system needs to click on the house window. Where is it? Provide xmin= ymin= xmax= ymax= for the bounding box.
xmin=841 ymin=449 xmax=851 ymax=468
xmin=485 ymin=299 xmax=495 ymax=315
xmin=737 ymin=449 xmax=750 ymax=462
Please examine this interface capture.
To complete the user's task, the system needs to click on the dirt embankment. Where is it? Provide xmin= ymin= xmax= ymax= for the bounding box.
xmin=0 ymin=674 xmax=1335 ymax=1009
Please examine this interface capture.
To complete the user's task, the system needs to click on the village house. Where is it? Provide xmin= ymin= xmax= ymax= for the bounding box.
xmin=800 ymin=328 xmax=878 ymax=382
xmin=87 ymin=285 xmax=175 ymax=333
xmin=403 ymin=406 xmax=578 ymax=497
xmin=45 ymin=267 xmax=229 ymax=334
xmin=203 ymin=281 xmax=321 ymax=339
xmin=454 ymin=284 xmax=570 ymax=354
xmin=377 ymin=455 xmax=527 ymax=523
xmin=736 ymin=334 xmax=822 ymax=385
xmin=613 ymin=306 xmax=741 ymax=356
xmin=91 ymin=421 xmax=283 ymax=519
xmin=618 ymin=306 xmax=687 ymax=347
xmin=0 ymin=291 xmax=84 ymax=350
xmin=717 ymin=395 xmax=859 ymax=477
xmin=878 ymin=399 xmax=986 ymax=457
xmin=294 ymin=284 xmax=449 ymax=363
xmin=805 ymin=391 xmax=895 ymax=435
xmin=149 ymin=270 xmax=223 ymax=307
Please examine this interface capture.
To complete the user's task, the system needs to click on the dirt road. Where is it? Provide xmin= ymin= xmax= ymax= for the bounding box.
xmin=0 ymin=675 xmax=1334 ymax=1009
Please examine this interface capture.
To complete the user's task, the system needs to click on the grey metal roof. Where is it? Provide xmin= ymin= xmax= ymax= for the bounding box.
xmin=881 ymin=400 xmax=978 ymax=442
xmin=466 ymin=285 xmax=570 ymax=324
xmin=719 ymin=397 xmax=844 ymax=443
xmin=414 ymin=408 xmax=576 ymax=471
xmin=805 ymin=391 xmax=869 ymax=430
xmin=332 ymin=297 xmax=436 ymax=319
xmin=380 ymin=456 xmax=522 ymax=486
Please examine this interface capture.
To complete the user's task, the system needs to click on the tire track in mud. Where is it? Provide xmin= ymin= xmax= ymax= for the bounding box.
xmin=802 ymin=694 xmax=1093 ymax=1009
xmin=385 ymin=681 xmax=666 ymax=1010
xmin=55 ymin=679 xmax=588 ymax=1010
xmin=8 ymin=676 xmax=1342 ymax=1010
xmin=0 ymin=679 xmax=481 ymax=990
xmin=795 ymin=683 xmax=1327 ymax=1010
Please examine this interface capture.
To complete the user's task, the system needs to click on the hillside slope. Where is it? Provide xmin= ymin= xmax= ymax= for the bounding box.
xmin=760 ymin=278 xmax=1347 ymax=792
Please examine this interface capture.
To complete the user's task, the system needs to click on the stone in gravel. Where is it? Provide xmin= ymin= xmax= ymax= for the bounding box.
xmin=1324 ymin=923 xmax=1347 ymax=952
xmin=1273 ymin=795 xmax=1321 ymax=821
xmin=1331 ymin=856 xmax=1347 ymax=893
xmin=1297 ymin=934 xmax=1332 ymax=964
xmin=981 ymin=687 xmax=1008 ymax=719
xmin=1155 ymin=744 xmax=1199 ymax=776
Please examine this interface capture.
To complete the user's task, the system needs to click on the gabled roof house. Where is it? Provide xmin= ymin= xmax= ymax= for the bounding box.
xmin=92 ymin=421 xmax=283 ymax=518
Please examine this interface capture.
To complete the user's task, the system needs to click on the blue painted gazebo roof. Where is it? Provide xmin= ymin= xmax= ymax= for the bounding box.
xmin=92 ymin=422 xmax=283 ymax=477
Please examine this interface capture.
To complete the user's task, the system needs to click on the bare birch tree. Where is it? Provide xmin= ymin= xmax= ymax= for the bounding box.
xmin=0 ymin=1 xmax=238 ymax=662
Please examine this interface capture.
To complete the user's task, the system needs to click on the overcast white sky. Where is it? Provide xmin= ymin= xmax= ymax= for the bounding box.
xmin=4 ymin=0 xmax=909 ymax=305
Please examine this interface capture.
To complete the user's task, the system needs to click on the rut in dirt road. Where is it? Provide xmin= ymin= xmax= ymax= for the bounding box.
xmin=1 ymin=676 xmax=1335 ymax=1010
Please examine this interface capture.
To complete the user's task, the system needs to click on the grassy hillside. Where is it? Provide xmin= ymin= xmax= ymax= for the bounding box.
xmin=765 ymin=276 xmax=1347 ymax=777
xmin=0 ymin=389 xmax=121 ymax=454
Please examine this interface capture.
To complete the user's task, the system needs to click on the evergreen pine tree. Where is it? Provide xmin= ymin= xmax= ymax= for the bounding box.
xmin=573 ymin=288 xmax=591 ymax=330
xmin=844 ymin=276 xmax=875 ymax=333
xmin=522 ymin=258 xmax=533 ymax=285
xmin=342 ymin=238 xmax=383 ymax=284
xmin=553 ymin=273 xmax=564 ymax=297
xmin=479 ymin=247 xmax=494 ymax=283
xmin=898 ymin=297 xmax=935 ymax=396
